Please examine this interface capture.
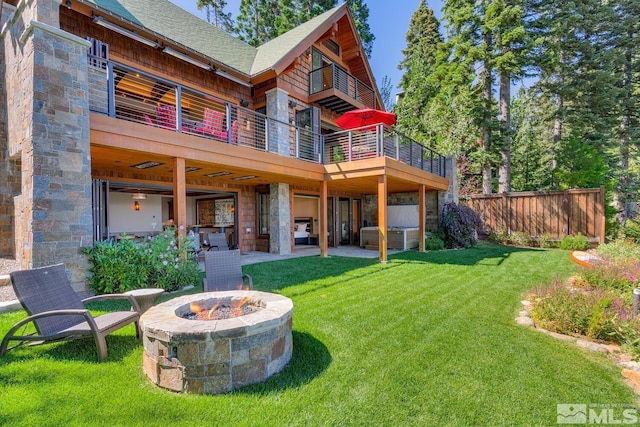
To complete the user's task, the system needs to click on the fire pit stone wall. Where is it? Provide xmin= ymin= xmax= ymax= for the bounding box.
xmin=141 ymin=291 xmax=293 ymax=395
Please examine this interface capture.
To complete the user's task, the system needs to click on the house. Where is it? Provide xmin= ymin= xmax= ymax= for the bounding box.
xmin=0 ymin=0 xmax=455 ymax=293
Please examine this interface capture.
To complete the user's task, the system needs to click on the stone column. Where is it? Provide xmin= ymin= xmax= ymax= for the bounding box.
xmin=438 ymin=155 xmax=459 ymax=207
xmin=3 ymin=0 xmax=93 ymax=293
xmin=265 ymin=88 xmax=290 ymax=156
xmin=269 ymin=183 xmax=291 ymax=255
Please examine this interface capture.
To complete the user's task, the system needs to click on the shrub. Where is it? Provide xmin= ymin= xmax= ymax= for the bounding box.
xmin=424 ymin=234 xmax=444 ymax=251
xmin=512 ymin=231 xmax=531 ymax=247
xmin=597 ymin=239 xmax=640 ymax=264
xmin=85 ymin=228 xmax=203 ymax=294
xmin=558 ymin=233 xmax=590 ymax=251
xmin=529 ymin=281 xmax=622 ymax=341
xmin=439 ymin=203 xmax=483 ymax=249
xmin=84 ymin=237 xmax=150 ymax=293
xmin=621 ymin=219 xmax=640 ymax=243
xmin=142 ymin=228 xmax=202 ymax=292
xmin=536 ymin=233 xmax=554 ymax=249
xmin=579 ymin=263 xmax=640 ymax=295
xmin=489 ymin=226 xmax=511 ymax=245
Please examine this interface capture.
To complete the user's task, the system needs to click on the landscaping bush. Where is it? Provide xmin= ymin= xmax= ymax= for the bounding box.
xmin=511 ymin=231 xmax=531 ymax=247
xmin=597 ymin=239 xmax=640 ymax=264
xmin=536 ymin=233 xmax=555 ymax=249
xmin=579 ymin=263 xmax=639 ymax=296
xmin=489 ymin=226 xmax=511 ymax=245
xmin=439 ymin=202 xmax=483 ymax=249
xmin=84 ymin=237 xmax=150 ymax=293
xmin=85 ymin=227 xmax=202 ymax=294
xmin=558 ymin=233 xmax=590 ymax=250
xmin=621 ymin=218 xmax=640 ymax=243
xmin=424 ymin=234 xmax=444 ymax=250
xmin=529 ymin=281 xmax=622 ymax=341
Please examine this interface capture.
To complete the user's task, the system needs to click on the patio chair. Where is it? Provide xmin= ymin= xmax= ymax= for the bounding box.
xmin=203 ymin=250 xmax=253 ymax=292
xmin=0 ymin=264 xmax=141 ymax=362
xmin=195 ymin=108 xmax=225 ymax=138
xmin=155 ymin=105 xmax=177 ymax=129
xmin=207 ymin=232 xmax=229 ymax=251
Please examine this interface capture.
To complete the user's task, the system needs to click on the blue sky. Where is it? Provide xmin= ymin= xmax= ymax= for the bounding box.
xmin=168 ymin=1 xmax=445 ymax=94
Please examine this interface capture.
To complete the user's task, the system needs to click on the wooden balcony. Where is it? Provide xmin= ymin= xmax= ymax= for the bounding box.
xmin=308 ymin=64 xmax=376 ymax=114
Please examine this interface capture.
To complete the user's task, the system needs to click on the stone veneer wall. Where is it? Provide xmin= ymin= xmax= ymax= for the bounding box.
xmin=3 ymin=0 xmax=93 ymax=293
xmin=269 ymin=183 xmax=292 ymax=254
xmin=0 ymin=3 xmax=20 ymax=257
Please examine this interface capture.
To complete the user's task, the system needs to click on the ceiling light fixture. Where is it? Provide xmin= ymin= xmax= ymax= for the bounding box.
xmin=204 ymin=171 xmax=232 ymax=178
xmin=131 ymin=192 xmax=147 ymax=200
xmin=163 ymin=46 xmax=213 ymax=71
xmin=131 ymin=161 xmax=163 ymax=169
xmin=231 ymin=175 xmax=257 ymax=181
xmin=93 ymin=16 xmax=158 ymax=48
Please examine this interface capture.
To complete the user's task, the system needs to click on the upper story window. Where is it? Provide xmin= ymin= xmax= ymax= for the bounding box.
xmin=87 ymin=37 xmax=109 ymax=70
xmin=323 ymin=39 xmax=340 ymax=56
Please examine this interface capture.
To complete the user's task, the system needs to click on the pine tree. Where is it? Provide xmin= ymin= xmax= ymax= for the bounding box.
xmin=395 ymin=1 xmax=445 ymax=142
xmin=236 ymin=0 xmax=288 ymax=46
xmin=610 ymin=0 xmax=640 ymax=223
xmin=485 ymin=0 xmax=528 ymax=193
xmin=346 ymin=0 xmax=375 ymax=58
xmin=444 ymin=0 xmax=500 ymax=193
xmin=197 ymin=0 xmax=234 ymax=32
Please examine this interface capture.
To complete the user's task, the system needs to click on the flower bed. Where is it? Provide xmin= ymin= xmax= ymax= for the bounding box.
xmin=528 ymin=238 xmax=640 ymax=358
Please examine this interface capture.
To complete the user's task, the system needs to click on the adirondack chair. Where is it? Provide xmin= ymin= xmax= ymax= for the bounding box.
xmin=0 ymin=264 xmax=141 ymax=362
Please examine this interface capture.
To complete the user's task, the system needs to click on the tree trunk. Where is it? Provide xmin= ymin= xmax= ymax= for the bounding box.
xmin=615 ymin=32 xmax=633 ymax=224
xmin=498 ymin=69 xmax=511 ymax=193
xmin=482 ymin=35 xmax=493 ymax=194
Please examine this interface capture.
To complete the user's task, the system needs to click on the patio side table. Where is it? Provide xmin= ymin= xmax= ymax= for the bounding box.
xmin=124 ymin=288 xmax=165 ymax=313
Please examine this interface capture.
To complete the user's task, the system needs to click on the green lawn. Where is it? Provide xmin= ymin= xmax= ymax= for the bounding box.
xmin=0 ymin=243 xmax=637 ymax=426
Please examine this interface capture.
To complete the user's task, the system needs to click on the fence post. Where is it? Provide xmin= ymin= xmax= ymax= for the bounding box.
xmin=562 ymin=190 xmax=570 ymax=236
xmin=598 ymin=186 xmax=606 ymax=243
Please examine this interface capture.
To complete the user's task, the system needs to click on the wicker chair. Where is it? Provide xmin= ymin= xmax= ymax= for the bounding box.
xmin=203 ymin=250 xmax=253 ymax=292
xmin=207 ymin=232 xmax=229 ymax=251
xmin=0 ymin=264 xmax=141 ymax=362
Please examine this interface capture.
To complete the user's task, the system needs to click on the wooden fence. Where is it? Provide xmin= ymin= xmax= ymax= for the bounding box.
xmin=462 ymin=187 xmax=606 ymax=243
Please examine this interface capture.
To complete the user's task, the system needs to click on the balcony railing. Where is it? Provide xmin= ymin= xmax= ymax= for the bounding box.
xmin=96 ymin=62 xmax=321 ymax=163
xmin=309 ymin=64 xmax=376 ymax=111
xmin=323 ymin=125 xmax=447 ymax=177
xmin=89 ymin=61 xmax=445 ymax=177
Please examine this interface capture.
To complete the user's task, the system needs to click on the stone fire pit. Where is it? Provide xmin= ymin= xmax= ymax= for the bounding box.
xmin=141 ymin=291 xmax=293 ymax=395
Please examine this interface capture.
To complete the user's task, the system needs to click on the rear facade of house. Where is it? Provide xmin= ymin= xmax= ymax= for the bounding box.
xmin=0 ymin=0 xmax=455 ymax=293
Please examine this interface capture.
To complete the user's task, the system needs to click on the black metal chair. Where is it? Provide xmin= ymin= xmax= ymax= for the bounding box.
xmin=203 ymin=250 xmax=253 ymax=292
xmin=0 ymin=264 xmax=141 ymax=362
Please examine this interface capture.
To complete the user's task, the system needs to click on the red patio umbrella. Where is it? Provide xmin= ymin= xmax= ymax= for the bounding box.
xmin=335 ymin=108 xmax=396 ymax=130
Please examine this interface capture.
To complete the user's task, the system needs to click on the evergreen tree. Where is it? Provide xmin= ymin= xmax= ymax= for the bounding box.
xmin=610 ymin=0 xmax=640 ymax=223
xmin=510 ymin=88 xmax=554 ymax=191
xmin=395 ymin=1 xmax=445 ymax=143
xmin=346 ymin=0 xmax=375 ymax=58
xmin=197 ymin=0 xmax=234 ymax=32
xmin=444 ymin=0 xmax=500 ymax=193
xmin=236 ymin=0 xmax=276 ymax=46
xmin=485 ymin=0 xmax=528 ymax=193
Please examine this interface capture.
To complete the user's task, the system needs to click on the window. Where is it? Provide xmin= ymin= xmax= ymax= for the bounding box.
xmin=323 ymin=39 xmax=340 ymax=56
xmin=258 ymin=192 xmax=270 ymax=235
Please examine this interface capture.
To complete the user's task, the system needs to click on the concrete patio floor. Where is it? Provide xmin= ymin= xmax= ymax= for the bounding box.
xmin=238 ymin=245 xmax=405 ymax=265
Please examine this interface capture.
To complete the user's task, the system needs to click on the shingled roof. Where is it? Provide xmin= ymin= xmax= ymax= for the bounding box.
xmin=82 ymin=0 xmax=364 ymax=85
xmin=251 ymin=4 xmax=346 ymax=76
xmin=84 ymin=0 xmax=256 ymax=75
